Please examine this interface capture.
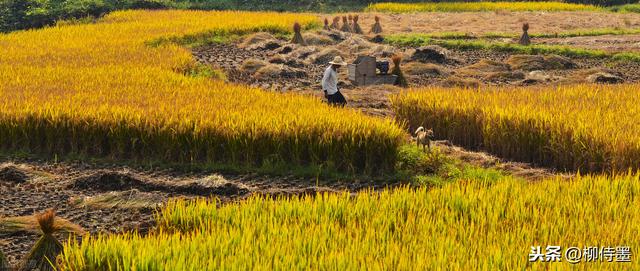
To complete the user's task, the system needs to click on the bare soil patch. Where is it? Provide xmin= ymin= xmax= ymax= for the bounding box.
xmin=341 ymin=12 xmax=640 ymax=36
xmin=536 ymin=34 xmax=640 ymax=53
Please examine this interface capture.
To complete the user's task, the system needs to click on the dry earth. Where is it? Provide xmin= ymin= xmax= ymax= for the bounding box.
xmin=536 ymin=34 xmax=640 ymax=52
xmin=338 ymin=11 xmax=640 ymax=36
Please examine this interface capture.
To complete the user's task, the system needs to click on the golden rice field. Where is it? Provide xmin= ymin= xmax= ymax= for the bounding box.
xmin=391 ymin=84 xmax=640 ymax=172
xmin=0 ymin=10 xmax=405 ymax=173
xmin=367 ymin=2 xmax=601 ymax=12
xmin=58 ymin=174 xmax=640 ymax=270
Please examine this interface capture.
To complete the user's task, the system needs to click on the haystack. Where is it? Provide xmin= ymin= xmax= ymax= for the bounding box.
xmin=340 ymin=16 xmax=352 ymax=32
xmin=240 ymin=59 xmax=269 ymax=74
xmin=507 ymin=54 xmax=575 ymax=71
xmin=404 ymin=62 xmax=449 ymax=76
xmin=268 ymin=54 xmax=288 ymax=64
xmin=330 ymin=16 xmax=340 ymax=29
xmin=391 ymin=55 xmax=408 ymax=87
xmin=458 ymin=59 xmax=511 ymax=74
xmin=254 ymin=64 xmax=306 ymax=80
xmin=370 ymin=15 xmax=383 ymax=34
xmin=302 ymin=33 xmax=334 ymax=46
xmin=519 ymin=23 xmax=530 ymax=46
xmin=239 ymin=32 xmax=276 ymax=49
xmin=291 ymin=22 xmax=305 ymax=45
xmin=352 ymin=15 xmax=363 ymax=34
xmin=336 ymin=36 xmax=374 ymax=55
xmin=311 ymin=48 xmax=344 ymax=65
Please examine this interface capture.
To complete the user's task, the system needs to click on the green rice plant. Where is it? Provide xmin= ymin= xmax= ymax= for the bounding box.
xmin=482 ymin=28 xmax=640 ymax=39
xmin=610 ymin=3 xmax=640 ymax=13
xmin=367 ymin=2 xmax=601 ymax=13
xmin=58 ymin=173 xmax=640 ymax=270
xmin=391 ymin=84 xmax=640 ymax=172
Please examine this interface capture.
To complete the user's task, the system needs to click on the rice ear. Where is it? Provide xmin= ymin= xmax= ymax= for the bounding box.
xmin=37 ymin=209 xmax=56 ymax=235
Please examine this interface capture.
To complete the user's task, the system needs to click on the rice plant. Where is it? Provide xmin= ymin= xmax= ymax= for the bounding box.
xmin=0 ymin=10 xmax=405 ymax=174
xmin=367 ymin=2 xmax=601 ymax=13
xmin=58 ymin=173 xmax=640 ymax=270
xmin=391 ymin=84 xmax=640 ymax=172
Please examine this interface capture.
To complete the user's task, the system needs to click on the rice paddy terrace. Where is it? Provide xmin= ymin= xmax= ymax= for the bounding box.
xmin=1 ymin=4 xmax=640 ymax=270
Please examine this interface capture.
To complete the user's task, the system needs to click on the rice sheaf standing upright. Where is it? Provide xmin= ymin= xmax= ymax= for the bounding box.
xmin=341 ymin=16 xmax=352 ymax=32
xmin=323 ymin=18 xmax=330 ymax=30
xmin=352 ymin=15 xmax=363 ymax=34
xmin=391 ymin=54 xmax=408 ymax=87
xmin=519 ymin=23 xmax=531 ymax=45
xmin=331 ymin=16 xmax=340 ymax=29
xmin=291 ymin=22 xmax=305 ymax=45
xmin=370 ymin=15 xmax=383 ymax=34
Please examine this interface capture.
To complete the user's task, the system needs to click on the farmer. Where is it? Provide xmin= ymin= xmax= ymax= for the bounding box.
xmin=321 ymin=56 xmax=348 ymax=107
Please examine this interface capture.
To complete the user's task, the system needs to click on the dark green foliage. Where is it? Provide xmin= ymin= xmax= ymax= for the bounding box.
xmin=0 ymin=0 xmax=174 ymax=32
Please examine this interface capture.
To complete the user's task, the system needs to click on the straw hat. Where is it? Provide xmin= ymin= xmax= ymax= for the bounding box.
xmin=329 ymin=56 xmax=347 ymax=66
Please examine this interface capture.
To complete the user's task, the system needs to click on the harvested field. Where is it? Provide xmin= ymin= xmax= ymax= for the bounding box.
xmin=333 ymin=12 xmax=640 ymax=36
xmin=536 ymin=34 xmax=640 ymax=53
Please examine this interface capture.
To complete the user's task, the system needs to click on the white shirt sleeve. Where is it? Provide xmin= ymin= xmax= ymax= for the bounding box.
xmin=321 ymin=66 xmax=338 ymax=95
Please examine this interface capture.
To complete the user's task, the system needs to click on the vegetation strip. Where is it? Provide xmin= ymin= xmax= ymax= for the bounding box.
xmin=385 ymin=34 xmax=640 ymax=62
xmin=367 ymin=2 xmax=601 ymax=12
xmin=420 ymin=28 xmax=640 ymax=40
xmin=58 ymin=174 xmax=640 ymax=270
xmin=0 ymin=10 xmax=405 ymax=175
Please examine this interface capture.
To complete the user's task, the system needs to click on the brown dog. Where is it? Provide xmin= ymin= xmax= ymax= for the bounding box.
xmin=414 ymin=126 xmax=434 ymax=151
